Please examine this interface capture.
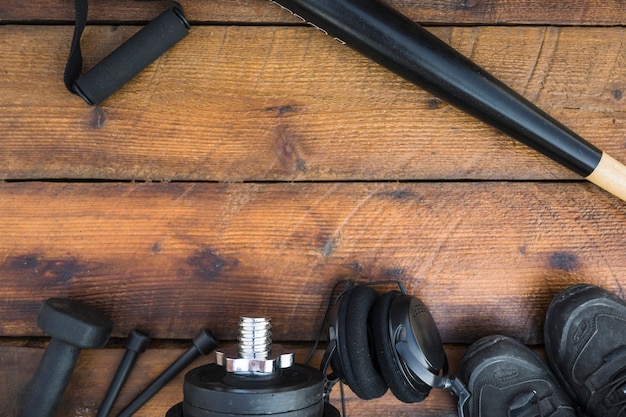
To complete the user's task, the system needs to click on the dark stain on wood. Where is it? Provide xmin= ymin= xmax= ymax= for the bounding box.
xmin=8 ymin=254 xmax=40 ymax=270
xmin=349 ymin=262 xmax=363 ymax=273
xmin=273 ymin=124 xmax=307 ymax=173
xmin=151 ymin=242 xmax=162 ymax=254
xmin=320 ymin=237 xmax=338 ymax=258
xmin=88 ymin=107 xmax=106 ymax=129
xmin=5 ymin=254 xmax=99 ymax=284
xmin=461 ymin=0 xmax=483 ymax=8
xmin=187 ymin=247 xmax=239 ymax=281
xmin=265 ymin=104 xmax=300 ymax=116
xmin=385 ymin=268 xmax=406 ymax=278
xmin=427 ymin=98 xmax=444 ymax=109
xmin=549 ymin=252 xmax=579 ymax=272
xmin=294 ymin=158 xmax=307 ymax=172
xmin=379 ymin=189 xmax=418 ymax=200
xmin=613 ymin=89 xmax=623 ymax=100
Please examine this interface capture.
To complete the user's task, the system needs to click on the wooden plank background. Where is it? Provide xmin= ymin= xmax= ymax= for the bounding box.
xmin=1 ymin=1 xmax=625 ymax=416
xmin=2 ymin=0 xmax=626 ymax=25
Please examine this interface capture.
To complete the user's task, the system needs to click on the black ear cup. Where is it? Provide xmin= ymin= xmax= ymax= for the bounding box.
xmin=331 ymin=285 xmax=388 ymax=400
xmin=371 ymin=291 xmax=431 ymax=403
xmin=330 ymin=283 xmax=446 ymax=404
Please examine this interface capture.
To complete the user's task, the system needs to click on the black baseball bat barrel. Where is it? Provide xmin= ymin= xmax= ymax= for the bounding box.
xmin=270 ymin=0 xmax=626 ymax=202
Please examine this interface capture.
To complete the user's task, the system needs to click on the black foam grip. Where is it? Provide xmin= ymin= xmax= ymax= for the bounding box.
xmin=73 ymin=7 xmax=189 ymax=105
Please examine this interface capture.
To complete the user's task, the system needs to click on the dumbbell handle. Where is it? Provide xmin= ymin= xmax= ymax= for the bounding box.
xmin=18 ymin=339 xmax=81 ymax=417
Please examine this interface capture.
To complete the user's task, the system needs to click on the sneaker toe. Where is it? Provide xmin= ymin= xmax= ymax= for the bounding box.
xmin=458 ymin=335 xmax=578 ymax=417
xmin=544 ymin=284 xmax=626 ymax=415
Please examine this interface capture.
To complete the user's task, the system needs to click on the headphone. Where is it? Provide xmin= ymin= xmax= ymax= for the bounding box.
xmin=321 ymin=281 xmax=469 ymax=416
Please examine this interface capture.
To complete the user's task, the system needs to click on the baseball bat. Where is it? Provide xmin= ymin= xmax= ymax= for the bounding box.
xmin=270 ymin=0 xmax=626 ymax=202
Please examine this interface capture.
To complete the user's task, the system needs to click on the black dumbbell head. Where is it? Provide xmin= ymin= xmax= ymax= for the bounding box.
xmin=38 ymin=298 xmax=113 ymax=349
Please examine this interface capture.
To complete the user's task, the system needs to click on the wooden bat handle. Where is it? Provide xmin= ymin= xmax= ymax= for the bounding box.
xmin=586 ymin=153 xmax=626 ymax=202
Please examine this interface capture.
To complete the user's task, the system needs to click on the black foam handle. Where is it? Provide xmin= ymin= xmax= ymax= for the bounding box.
xmin=73 ymin=7 xmax=189 ymax=105
xmin=272 ymin=0 xmax=603 ymax=178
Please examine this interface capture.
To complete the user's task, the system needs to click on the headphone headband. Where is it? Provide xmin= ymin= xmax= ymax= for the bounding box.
xmin=334 ymin=280 xmax=407 ymax=300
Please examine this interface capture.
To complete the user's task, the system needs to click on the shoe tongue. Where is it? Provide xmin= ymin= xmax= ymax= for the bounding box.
xmin=575 ymin=316 xmax=626 ymax=382
xmin=604 ymin=345 xmax=626 ymax=364
xmin=587 ymin=345 xmax=626 ymax=391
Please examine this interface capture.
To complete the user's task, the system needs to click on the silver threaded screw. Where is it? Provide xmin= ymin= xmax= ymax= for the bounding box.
xmin=215 ymin=316 xmax=294 ymax=375
xmin=238 ymin=317 xmax=271 ymax=359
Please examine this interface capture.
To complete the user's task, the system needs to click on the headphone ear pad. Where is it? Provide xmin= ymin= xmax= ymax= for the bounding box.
xmin=333 ymin=285 xmax=388 ymax=400
xmin=371 ymin=291 xmax=431 ymax=403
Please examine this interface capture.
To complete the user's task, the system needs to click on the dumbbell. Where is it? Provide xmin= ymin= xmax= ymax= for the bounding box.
xmin=18 ymin=298 xmax=113 ymax=417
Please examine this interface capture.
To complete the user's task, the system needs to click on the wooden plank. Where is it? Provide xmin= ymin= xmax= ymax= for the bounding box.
xmin=1 ymin=26 xmax=624 ymax=181
xmin=2 ymin=0 xmax=626 ymax=25
xmin=1 ymin=182 xmax=625 ymax=344
xmin=0 ymin=344 xmax=465 ymax=417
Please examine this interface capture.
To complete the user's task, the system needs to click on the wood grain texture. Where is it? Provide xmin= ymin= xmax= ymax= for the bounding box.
xmin=1 ymin=0 xmax=626 ymax=25
xmin=1 ymin=182 xmax=625 ymax=344
xmin=3 ymin=2 xmax=626 ymax=416
xmin=1 ymin=25 xmax=624 ymax=181
xmin=0 ymin=344 xmax=464 ymax=417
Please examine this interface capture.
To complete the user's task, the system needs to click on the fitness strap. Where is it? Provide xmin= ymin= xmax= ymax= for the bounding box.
xmin=64 ymin=0 xmax=190 ymax=105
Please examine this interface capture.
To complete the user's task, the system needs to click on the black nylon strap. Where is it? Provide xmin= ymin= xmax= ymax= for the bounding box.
xmin=64 ymin=0 xmax=88 ymax=93
xmin=64 ymin=0 xmax=189 ymax=105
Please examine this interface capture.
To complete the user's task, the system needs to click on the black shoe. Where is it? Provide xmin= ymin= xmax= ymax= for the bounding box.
xmin=545 ymin=284 xmax=626 ymax=417
xmin=458 ymin=335 xmax=579 ymax=417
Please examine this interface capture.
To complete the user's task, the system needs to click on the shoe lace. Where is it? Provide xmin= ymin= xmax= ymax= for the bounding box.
xmin=508 ymin=390 xmax=558 ymax=417
xmin=603 ymin=376 xmax=626 ymax=416
xmin=584 ymin=345 xmax=626 ymax=416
